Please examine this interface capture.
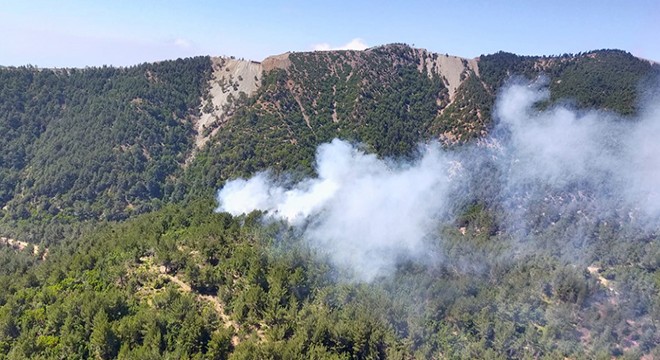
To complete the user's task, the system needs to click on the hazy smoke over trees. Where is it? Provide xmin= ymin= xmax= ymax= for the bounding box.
xmin=216 ymin=79 xmax=660 ymax=281
xmin=217 ymin=139 xmax=455 ymax=280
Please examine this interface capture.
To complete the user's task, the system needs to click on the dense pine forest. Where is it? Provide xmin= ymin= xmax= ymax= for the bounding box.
xmin=0 ymin=44 xmax=659 ymax=359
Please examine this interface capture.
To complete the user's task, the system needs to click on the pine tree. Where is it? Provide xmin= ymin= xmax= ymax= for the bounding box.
xmin=90 ymin=310 xmax=118 ymax=360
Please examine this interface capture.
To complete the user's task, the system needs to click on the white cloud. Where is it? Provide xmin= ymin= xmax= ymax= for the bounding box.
xmin=173 ymin=37 xmax=193 ymax=49
xmin=312 ymin=38 xmax=368 ymax=51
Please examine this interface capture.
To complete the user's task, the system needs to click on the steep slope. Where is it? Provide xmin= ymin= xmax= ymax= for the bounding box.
xmin=190 ymin=45 xmax=482 ymax=156
xmin=0 ymin=58 xmax=212 ymax=231
xmin=0 ymin=45 xmax=657 ymax=243
xmin=184 ymin=44 xmax=451 ymax=193
xmin=184 ymin=45 xmax=658 ymax=194
xmin=413 ymin=47 xmax=479 ymax=100
xmin=194 ymin=57 xmax=263 ymax=151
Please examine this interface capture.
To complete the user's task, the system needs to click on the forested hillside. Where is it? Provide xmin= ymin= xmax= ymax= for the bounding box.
xmin=186 ymin=46 xmax=658 ymax=196
xmin=0 ymin=58 xmax=211 ymax=242
xmin=0 ymin=45 xmax=659 ymax=359
xmin=185 ymin=45 xmax=450 ymax=194
xmin=1 ymin=46 xmax=655 ymax=237
xmin=1 ymin=188 xmax=659 ymax=358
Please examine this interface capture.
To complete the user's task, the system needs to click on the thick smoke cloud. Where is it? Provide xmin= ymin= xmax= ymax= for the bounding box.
xmin=625 ymin=101 xmax=660 ymax=217
xmin=496 ymin=80 xmax=660 ymax=222
xmin=496 ymin=82 xmax=621 ymax=188
xmin=216 ymin=139 xmax=455 ymax=281
xmin=216 ymin=79 xmax=660 ymax=281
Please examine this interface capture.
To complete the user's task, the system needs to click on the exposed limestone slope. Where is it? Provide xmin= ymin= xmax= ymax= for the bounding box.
xmin=189 ymin=45 xmax=484 ymax=159
xmin=262 ymin=52 xmax=292 ymax=72
xmin=192 ymin=54 xmax=297 ymax=156
xmin=192 ymin=46 xmax=478 ymax=152
xmin=194 ymin=57 xmax=264 ymax=150
xmin=415 ymin=48 xmax=479 ymax=101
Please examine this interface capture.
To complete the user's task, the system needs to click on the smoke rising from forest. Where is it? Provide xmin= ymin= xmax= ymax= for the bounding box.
xmin=217 ymin=139 xmax=456 ymax=280
xmin=495 ymin=80 xmax=660 ymax=225
xmin=216 ymin=79 xmax=660 ymax=281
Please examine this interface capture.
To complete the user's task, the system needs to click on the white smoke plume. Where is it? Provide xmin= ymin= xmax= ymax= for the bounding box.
xmin=216 ymin=139 xmax=455 ymax=281
xmin=216 ymin=79 xmax=660 ymax=280
xmin=495 ymin=81 xmax=621 ymax=188
xmin=494 ymin=80 xmax=660 ymax=221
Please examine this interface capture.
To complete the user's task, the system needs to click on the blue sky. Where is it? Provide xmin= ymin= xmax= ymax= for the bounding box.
xmin=1 ymin=0 xmax=658 ymax=67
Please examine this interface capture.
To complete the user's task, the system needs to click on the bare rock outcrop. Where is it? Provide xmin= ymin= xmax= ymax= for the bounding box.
xmin=193 ymin=57 xmax=264 ymax=151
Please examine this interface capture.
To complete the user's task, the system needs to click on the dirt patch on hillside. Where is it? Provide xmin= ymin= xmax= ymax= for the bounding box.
xmin=262 ymin=52 xmax=292 ymax=72
xmin=192 ymin=57 xmax=264 ymax=154
xmin=136 ymin=255 xmax=266 ymax=346
xmin=0 ymin=236 xmax=48 ymax=259
xmin=416 ymin=48 xmax=479 ymax=101
xmin=188 ymin=53 xmax=297 ymax=162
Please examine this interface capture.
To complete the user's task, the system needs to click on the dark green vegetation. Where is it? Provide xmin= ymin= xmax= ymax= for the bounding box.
xmin=0 ymin=58 xmax=211 ymax=242
xmin=1 ymin=197 xmax=658 ymax=359
xmin=188 ymin=47 xmax=658 ymax=195
xmin=478 ymin=49 xmax=655 ymax=115
xmin=0 ymin=45 xmax=659 ymax=358
xmin=186 ymin=45 xmax=447 ymax=195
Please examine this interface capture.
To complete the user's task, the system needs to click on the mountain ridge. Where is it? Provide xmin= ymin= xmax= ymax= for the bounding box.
xmin=0 ymin=44 xmax=657 ymax=240
xmin=0 ymin=44 xmax=659 ymax=359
